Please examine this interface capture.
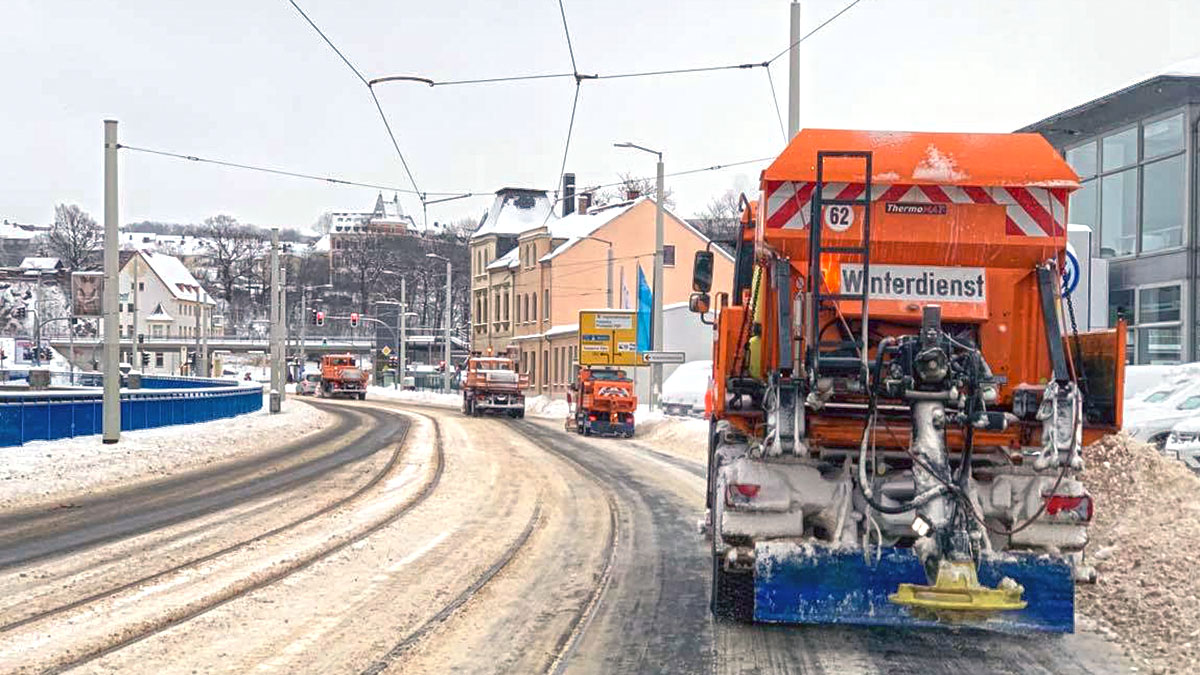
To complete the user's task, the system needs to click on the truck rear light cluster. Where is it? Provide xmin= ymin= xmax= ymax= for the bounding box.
xmin=1043 ymin=494 xmax=1093 ymax=522
xmin=726 ymin=483 xmax=760 ymax=506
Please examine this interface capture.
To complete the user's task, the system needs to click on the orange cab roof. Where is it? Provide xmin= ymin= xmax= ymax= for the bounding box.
xmin=763 ymin=129 xmax=1079 ymax=189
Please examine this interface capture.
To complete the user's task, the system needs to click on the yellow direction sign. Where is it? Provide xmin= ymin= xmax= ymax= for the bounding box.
xmin=578 ymin=309 xmax=640 ymax=366
xmin=381 ymin=346 xmax=392 ymax=356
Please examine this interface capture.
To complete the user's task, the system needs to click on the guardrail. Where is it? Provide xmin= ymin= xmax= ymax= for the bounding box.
xmin=0 ymin=382 xmax=263 ymax=447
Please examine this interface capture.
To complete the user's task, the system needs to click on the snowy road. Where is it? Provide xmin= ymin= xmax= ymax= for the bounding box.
xmin=0 ymin=399 xmax=1136 ymax=673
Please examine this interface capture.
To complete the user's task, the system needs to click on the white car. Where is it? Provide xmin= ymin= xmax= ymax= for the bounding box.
xmin=1126 ymin=379 xmax=1200 ymax=414
xmin=661 ymin=360 xmax=711 ymax=417
xmin=1125 ymin=391 xmax=1200 ymax=449
xmin=1165 ymin=416 xmax=1200 ymax=472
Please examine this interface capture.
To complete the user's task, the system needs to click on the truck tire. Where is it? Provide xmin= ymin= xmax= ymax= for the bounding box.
xmin=711 ymin=554 xmax=754 ymax=622
xmin=358 ymin=393 xmax=366 ymax=401
xmin=516 ymin=410 xmax=524 ymax=419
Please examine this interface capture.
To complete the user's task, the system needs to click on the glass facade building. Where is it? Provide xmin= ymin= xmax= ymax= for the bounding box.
xmin=1020 ymin=74 xmax=1199 ymax=365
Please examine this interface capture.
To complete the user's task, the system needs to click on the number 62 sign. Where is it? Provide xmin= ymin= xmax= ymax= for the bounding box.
xmin=822 ymin=204 xmax=855 ymax=232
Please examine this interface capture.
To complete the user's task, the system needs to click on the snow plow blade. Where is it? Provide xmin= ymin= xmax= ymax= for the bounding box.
xmin=753 ymin=543 xmax=1074 ymax=633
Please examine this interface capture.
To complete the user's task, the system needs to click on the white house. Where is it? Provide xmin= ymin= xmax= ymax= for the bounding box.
xmin=114 ymin=251 xmax=216 ymax=372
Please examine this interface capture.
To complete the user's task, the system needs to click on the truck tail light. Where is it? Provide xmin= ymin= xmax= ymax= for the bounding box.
xmin=726 ymin=483 xmax=760 ymax=505
xmin=1044 ymin=494 xmax=1093 ymax=522
xmin=588 ymin=414 xmax=597 ymax=422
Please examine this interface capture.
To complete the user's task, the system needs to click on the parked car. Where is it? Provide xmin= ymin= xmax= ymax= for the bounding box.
xmin=1126 ymin=378 xmax=1200 ymax=415
xmin=296 ymin=372 xmax=321 ymax=396
xmin=660 ymin=360 xmax=711 ymax=417
xmin=1166 ymin=416 xmax=1200 ymax=473
xmin=1126 ymin=391 xmax=1200 ymax=449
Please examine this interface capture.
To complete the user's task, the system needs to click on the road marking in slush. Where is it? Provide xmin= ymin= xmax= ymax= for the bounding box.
xmin=386 ymin=531 xmax=452 ymax=573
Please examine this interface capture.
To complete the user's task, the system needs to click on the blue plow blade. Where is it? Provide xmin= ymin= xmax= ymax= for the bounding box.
xmin=753 ymin=542 xmax=1075 ymax=633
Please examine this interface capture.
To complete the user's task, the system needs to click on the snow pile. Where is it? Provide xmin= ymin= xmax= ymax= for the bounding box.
xmin=912 ymin=144 xmax=967 ymax=182
xmin=366 ymin=386 xmax=460 ymax=409
xmin=635 ymin=411 xmax=708 ymax=462
xmin=0 ymin=397 xmax=331 ymax=512
xmin=1125 ymin=362 xmax=1200 ymax=400
xmin=525 ymin=395 xmax=569 ymax=418
xmin=1078 ymin=433 xmax=1200 ymax=674
xmin=661 ymin=360 xmax=710 ymax=412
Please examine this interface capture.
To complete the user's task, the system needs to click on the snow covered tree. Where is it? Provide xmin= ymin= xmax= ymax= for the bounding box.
xmin=47 ymin=204 xmax=101 ymax=271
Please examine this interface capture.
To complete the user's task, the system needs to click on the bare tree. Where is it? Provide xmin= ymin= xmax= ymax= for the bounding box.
xmin=694 ymin=189 xmax=743 ymax=242
xmin=202 ymin=214 xmax=264 ymax=332
xmin=47 ymin=204 xmax=101 ymax=270
xmin=592 ymin=172 xmax=675 ymax=209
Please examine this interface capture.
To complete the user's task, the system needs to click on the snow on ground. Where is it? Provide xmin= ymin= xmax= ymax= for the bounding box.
xmin=1079 ymin=433 xmax=1200 ymax=674
xmin=366 ymin=385 xmax=460 ymax=409
xmin=0 ymin=395 xmax=332 ymax=512
xmin=525 ymin=394 xmax=569 ymax=418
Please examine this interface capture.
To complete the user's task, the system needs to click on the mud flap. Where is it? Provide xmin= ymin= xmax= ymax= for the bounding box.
xmin=753 ymin=543 xmax=1075 ymax=633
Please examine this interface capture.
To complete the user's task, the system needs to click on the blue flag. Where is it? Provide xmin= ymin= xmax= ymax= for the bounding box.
xmin=636 ymin=264 xmax=652 ymax=352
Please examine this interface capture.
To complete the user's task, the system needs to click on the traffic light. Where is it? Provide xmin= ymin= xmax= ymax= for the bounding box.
xmin=13 ymin=306 xmax=25 ymax=319
xmin=141 ymin=352 xmax=151 ymax=366
xmin=315 ymin=310 xmax=325 ymax=327
xmin=350 ymin=312 xmax=359 ymax=328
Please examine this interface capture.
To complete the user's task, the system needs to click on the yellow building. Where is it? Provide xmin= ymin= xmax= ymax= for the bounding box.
xmin=469 ymin=189 xmax=734 ymax=398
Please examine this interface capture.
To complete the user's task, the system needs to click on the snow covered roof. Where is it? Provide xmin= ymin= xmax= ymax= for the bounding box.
xmin=486 ymin=246 xmax=520 ymax=271
xmin=309 ymin=233 xmax=332 ymax=253
xmin=540 ymin=200 xmax=638 ymax=262
xmin=0 ymin=221 xmax=43 ymax=240
xmin=472 ymin=188 xmax=555 ymax=239
xmin=544 ymin=323 xmax=578 ymax=338
xmin=19 ymin=257 xmax=62 ymax=271
xmin=145 ymin=303 xmax=174 ymax=322
xmin=137 ymin=252 xmax=215 ymax=305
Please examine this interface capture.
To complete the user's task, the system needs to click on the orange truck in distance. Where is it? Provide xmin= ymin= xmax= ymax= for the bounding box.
xmin=567 ymin=366 xmax=637 ymax=437
xmin=318 ymin=353 xmax=368 ymax=400
xmin=461 ymin=356 xmax=528 ymax=418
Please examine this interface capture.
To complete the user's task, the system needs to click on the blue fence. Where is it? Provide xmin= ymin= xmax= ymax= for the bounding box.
xmin=0 ymin=383 xmax=263 ymax=447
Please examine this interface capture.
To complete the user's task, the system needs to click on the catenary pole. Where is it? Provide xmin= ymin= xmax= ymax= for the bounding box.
xmin=652 ymin=156 xmax=664 ymax=411
xmin=269 ymin=228 xmax=281 ymax=413
xmin=102 ymin=120 xmax=121 ymax=443
xmin=788 ymin=2 xmax=801 ymax=138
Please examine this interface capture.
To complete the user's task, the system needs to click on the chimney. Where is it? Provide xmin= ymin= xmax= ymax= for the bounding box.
xmin=625 ymin=187 xmax=641 ymax=201
xmin=562 ymin=173 xmax=576 ymax=217
xmin=578 ymin=192 xmax=592 ymax=215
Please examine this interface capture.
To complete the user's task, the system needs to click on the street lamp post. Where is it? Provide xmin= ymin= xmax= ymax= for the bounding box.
xmin=425 ymin=254 xmax=452 ymax=394
xmin=614 ymin=142 xmax=665 ymax=411
xmin=579 ymin=236 xmax=614 ymax=308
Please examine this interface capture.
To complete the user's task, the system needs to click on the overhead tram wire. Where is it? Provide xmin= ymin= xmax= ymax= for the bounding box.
xmin=766 ymin=0 xmax=868 ymax=64
xmin=764 ymin=67 xmax=788 ymax=142
xmin=285 ymin=0 xmax=422 ymax=199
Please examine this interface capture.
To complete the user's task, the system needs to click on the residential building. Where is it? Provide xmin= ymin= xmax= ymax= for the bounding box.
xmin=114 ymin=251 xmax=216 ymax=373
xmin=470 ymin=188 xmax=734 ymax=397
xmin=1020 ymin=58 xmax=1200 ymax=364
xmin=0 ymin=220 xmax=48 ymax=267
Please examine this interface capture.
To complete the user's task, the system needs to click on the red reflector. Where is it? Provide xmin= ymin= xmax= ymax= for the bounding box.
xmin=588 ymin=414 xmax=597 ymax=421
xmin=1045 ymin=494 xmax=1093 ymax=520
xmin=733 ymin=483 xmax=760 ymax=498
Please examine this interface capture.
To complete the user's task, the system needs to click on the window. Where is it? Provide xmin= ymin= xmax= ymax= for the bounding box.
xmin=1142 ymin=154 xmax=1184 ymax=252
xmin=1143 ymin=113 xmax=1183 ymax=159
xmin=152 ymin=324 xmax=163 ymax=337
xmin=543 ymin=290 xmax=548 ymax=321
xmin=138 ymin=282 xmax=145 ymax=292
xmin=1102 ymin=127 xmax=1137 ymax=171
xmin=155 ymin=352 xmax=164 ymax=367
xmin=1065 ymin=144 xmax=1097 ymax=179
xmin=1178 ymin=395 xmax=1200 ymax=412
xmin=543 ymin=349 xmax=549 ymax=385
xmin=663 ymin=245 xmax=676 ymax=267
xmin=1100 ymin=169 xmax=1136 ymax=257
xmin=532 ymin=294 xmax=537 ymax=321
xmin=1068 ymin=111 xmax=1187 ymax=259
xmin=1109 ymin=284 xmax=1185 ymax=365
xmin=504 ymin=294 xmax=509 ymax=320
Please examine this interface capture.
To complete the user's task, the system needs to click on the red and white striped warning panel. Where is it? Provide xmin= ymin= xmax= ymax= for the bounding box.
xmin=763 ymin=181 xmax=1068 ymax=237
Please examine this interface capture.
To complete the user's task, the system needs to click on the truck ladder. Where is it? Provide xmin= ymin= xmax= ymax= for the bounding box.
xmin=808 ymin=150 xmax=873 ymax=386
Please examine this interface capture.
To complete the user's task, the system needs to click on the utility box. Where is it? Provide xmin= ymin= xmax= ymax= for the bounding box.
xmin=28 ymin=369 xmax=50 ymax=390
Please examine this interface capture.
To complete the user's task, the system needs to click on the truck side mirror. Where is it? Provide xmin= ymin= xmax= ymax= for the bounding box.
xmin=692 ymin=250 xmax=714 ymax=293
xmin=689 ymin=292 xmax=710 ymax=314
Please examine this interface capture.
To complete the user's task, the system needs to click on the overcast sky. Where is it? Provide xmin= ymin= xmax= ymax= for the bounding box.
xmin=2 ymin=0 xmax=1199 ymax=231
